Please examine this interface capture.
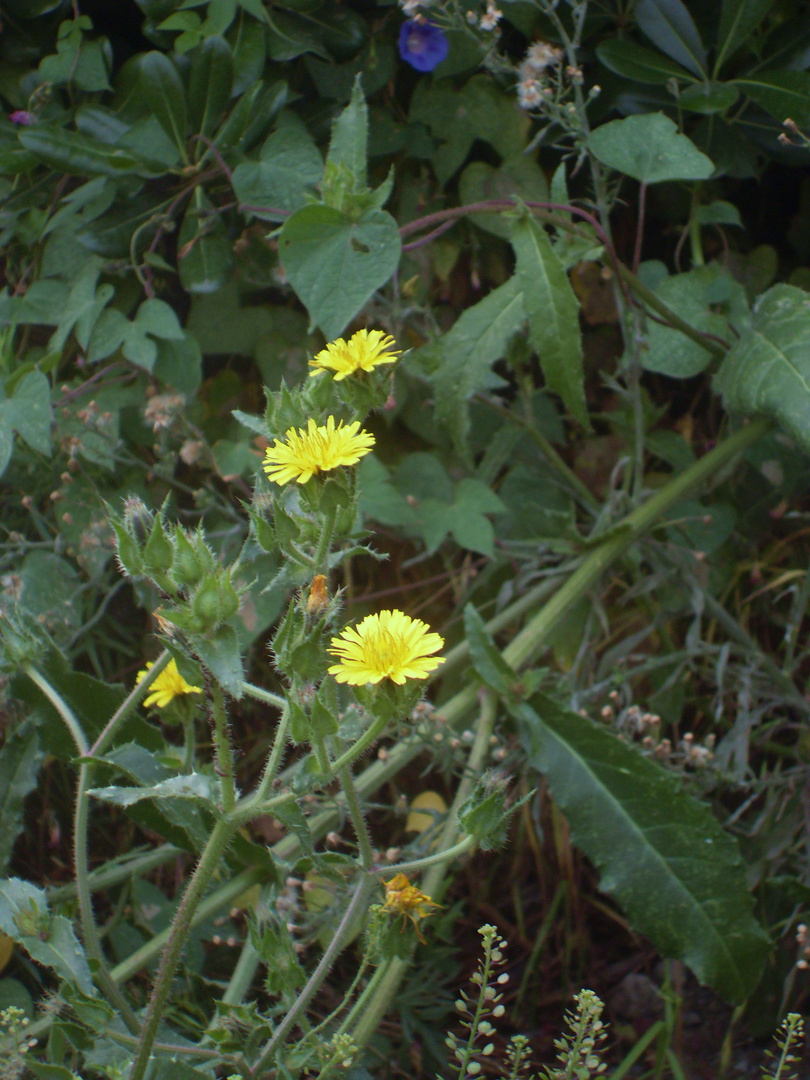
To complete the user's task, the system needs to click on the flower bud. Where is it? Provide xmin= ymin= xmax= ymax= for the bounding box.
xmin=143 ymin=515 xmax=174 ymax=574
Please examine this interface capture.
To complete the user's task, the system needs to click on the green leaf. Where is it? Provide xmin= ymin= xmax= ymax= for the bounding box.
xmin=135 ymin=298 xmax=185 ymax=340
xmin=193 ymin=624 xmax=244 ymax=698
xmin=463 ymin=604 xmax=519 ymax=701
xmin=715 ymin=0 xmax=773 ymax=73
xmin=419 ymin=478 xmax=505 ymax=556
xmin=139 ymin=51 xmax=189 ymax=160
xmin=0 ymin=879 xmax=95 ymax=994
xmin=278 ymin=205 xmax=401 ymax=339
xmin=596 ymin=39 xmax=696 ymax=85
xmin=0 ymin=425 xmax=12 ymax=477
xmin=715 ymin=284 xmax=810 ymax=452
xmin=458 ymin=156 xmax=548 ymax=239
xmin=0 ymin=719 xmax=43 ymax=874
xmin=188 ymin=35 xmax=234 ymax=139
xmin=679 ymin=82 xmax=739 ymax=114
xmin=734 ymin=71 xmax=810 ymax=127
xmin=695 ymin=200 xmax=742 ymax=226
xmin=642 ymin=264 xmax=748 ymax=377
xmin=6 ymin=371 xmax=52 ymax=455
xmin=408 ymin=76 xmax=527 ymax=186
xmin=178 ymin=191 xmax=233 ymax=294
xmin=420 ymin=277 xmax=525 ymax=455
xmin=519 ymin=695 xmax=770 ymax=1002
xmin=511 ymin=215 xmax=588 ymax=429
xmin=232 ymin=114 xmax=323 ymax=221
xmin=18 ymin=126 xmax=151 ymax=177
xmin=588 ymin=113 xmax=714 ymax=184
xmin=635 ymin=0 xmax=707 ymax=77
xmin=88 ymin=773 xmax=220 ymax=809
xmin=326 ymin=74 xmax=367 ymax=190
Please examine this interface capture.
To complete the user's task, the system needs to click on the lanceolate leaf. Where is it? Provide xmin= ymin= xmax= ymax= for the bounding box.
xmin=596 ymin=39 xmax=696 ymax=85
xmin=188 ymin=35 xmax=234 ymax=139
xmin=421 ymin=276 xmax=525 ymax=455
xmin=715 ymin=0 xmax=773 ymax=73
xmin=0 ymin=719 xmax=43 ymax=874
xmin=715 ymin=284 xmax=810 ymax=452
xmin=635 ymin=0 xmax=707 ymax=77
xmin=139 ymin=51 xmax=189 ymax=160
xmin=512 ymin=215 xmax=588 ymax=428
xmin=519 ymin=695 xmax=770 ymax=1003
xmin=18 ymin=127 xmax=151 ymax=177
xmin=326 ymin=74 xmax=367 ymax=189
xmin=734 ymin=71 xmax=810 ymax=128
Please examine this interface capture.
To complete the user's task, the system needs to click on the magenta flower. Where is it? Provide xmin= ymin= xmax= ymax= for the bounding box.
xmin=9 ymin=111 xmax=33 ymax=126
xmin=398 ymin=19 xmax=449 ymax=72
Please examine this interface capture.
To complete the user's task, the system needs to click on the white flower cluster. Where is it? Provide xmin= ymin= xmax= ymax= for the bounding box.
xmin=479 ymin=1 xmax=502 ymax=30
xmin=516 ymin=40 xmax=563 ymax=109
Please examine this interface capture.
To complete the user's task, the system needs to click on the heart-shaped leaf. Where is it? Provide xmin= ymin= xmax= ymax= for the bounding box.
xmin=278 ymin=204 xmax=401 ymax=339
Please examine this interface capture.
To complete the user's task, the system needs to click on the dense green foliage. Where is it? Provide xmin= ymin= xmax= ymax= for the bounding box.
xmin=3 ymin=0 xmax=810 ymax=1076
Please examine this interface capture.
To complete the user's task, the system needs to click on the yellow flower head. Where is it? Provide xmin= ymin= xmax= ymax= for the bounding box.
xmin=136 ymin=659 xmax=203 ymax=710
xmin=381 ymin=873 xmax=441 ymax=941
xmin=309 ymin=329 xmax=401 ymax=381
xmin=327 ymin=609 xmax=445 ymax=686
xmin=262 ymin=416 xmax=375 ymax=486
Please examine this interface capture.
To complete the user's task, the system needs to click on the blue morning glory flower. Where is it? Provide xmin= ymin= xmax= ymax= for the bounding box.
xmin=398 ymin=19 xmax=449 ymax=72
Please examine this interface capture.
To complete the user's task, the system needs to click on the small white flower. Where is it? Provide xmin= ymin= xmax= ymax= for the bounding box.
xmin=400 ymin=0 xmax=422 ymax=14
xmin=480 ymin=1 xmax=502 ymax=30
xmin=517 ymin=77 xmax=543 ymax=109
xmin=524 ymin=41 xmax=562 ymax=72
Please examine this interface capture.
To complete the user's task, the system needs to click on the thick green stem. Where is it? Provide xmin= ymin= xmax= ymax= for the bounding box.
xmin=130 ymin=818 xmax=236 ymax=1080
xmin=339 ymin=765 xmax=374 ymax=870
xmin=329 ymin=713 xmax=390 ymax=774
xmin=211 ymin=683 xmax=236 ymax=813
xmin=250 ymin=874 xmax=376 ymax=1076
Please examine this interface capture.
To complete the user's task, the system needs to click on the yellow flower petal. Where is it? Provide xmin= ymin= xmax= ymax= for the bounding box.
xmin=262 ymin=416 xmax=375 ymax=486
xmin=136 ymin=659 xmax=203 ymax=709
xmin=327 ymin=609 xmax=445 ymax=685
xmin=308 ymin=329 xmax=400 ymax=381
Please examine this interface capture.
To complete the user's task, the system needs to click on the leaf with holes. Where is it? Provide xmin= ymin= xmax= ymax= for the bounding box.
xmin=278 ymin=205 xmax=401 ymax=339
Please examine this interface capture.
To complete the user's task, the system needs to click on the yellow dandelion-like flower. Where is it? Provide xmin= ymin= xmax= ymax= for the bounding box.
xmin=262 ymin=416 xmax=375 ymax=486
xmin=381 ymin=873 xmax=441 ymax=941
xmin=327 ymin=609 xmax=445 ymax=686
xmin=308 ymin=329 xmax=401 ymax=381
xmin=136 ymin=659 xmax=203 ymax=709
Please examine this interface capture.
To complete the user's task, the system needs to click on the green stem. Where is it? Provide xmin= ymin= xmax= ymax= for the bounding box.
xmin=250 ymin=706 xmax=291 ymax=805
xmin=211 ymin=683 xmax=236 ymax=813
xmin=222 ymin=937 xmax=261 ymax=1007
xmin=339 ymin=765 xmax=374 ymax=870
xmin=250 ymin=874 xmax=376 ymax=1076
xmin=46 ymin=844 xmax=181 ymax=903
xmin=25 ymin=666 xmax=88 ymax=756
xmin=501 ymin=419 xmax=772 ymax=673
xmin=241 ymin=681 xmax=286 ymax=711
xmin=329 ymin=713 xmax=390 ymax=775
xmin=369 ymin=834 xmax=476 ymax=877
xmin=313 ymin=504 xmax=338 ymax=574
xmin=129 ymin=818 xmax=236 ymax=1080
xmin=91 ymin=650 xmax=172 ymax=756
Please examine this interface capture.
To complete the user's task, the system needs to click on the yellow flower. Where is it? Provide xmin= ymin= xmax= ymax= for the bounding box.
xmin=381 ymin=873 xmax=441 ymax=941
xmin=263 ymin=416 xmax=375 ymax=486
xmin=136 ymin=659 xmax=203 ymax=709
xmin=308 ymin=329 xmax=400 ymax=380
xmin=327 ymin=609 xmax=445 ymax=686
